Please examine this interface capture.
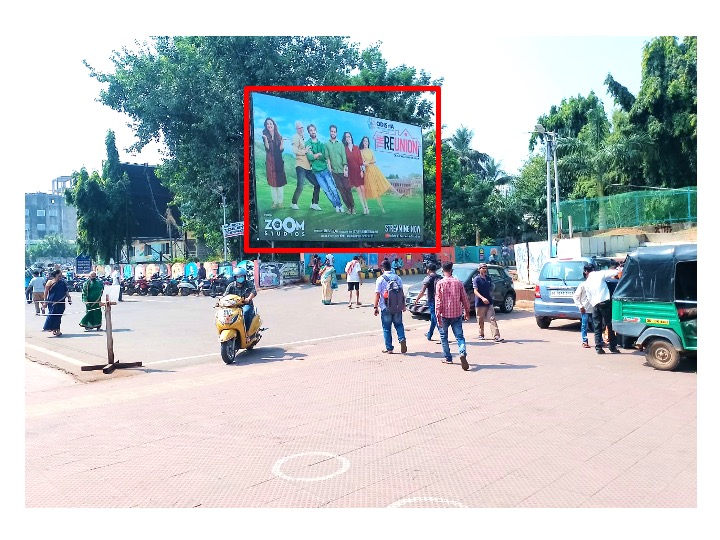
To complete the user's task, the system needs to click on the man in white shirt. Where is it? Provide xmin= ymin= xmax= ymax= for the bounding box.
xmin=345 ymin=256 xmax=363 ymax=308
xmin=572 ymin=264 xmax=595 ymax=348
xmin=28 ymin=270 xmax=47 ymax=315
xmin=585 ymin=265 xmax=622 ymax=354
xmin=111 ymin=265 xmax=123 ymax=302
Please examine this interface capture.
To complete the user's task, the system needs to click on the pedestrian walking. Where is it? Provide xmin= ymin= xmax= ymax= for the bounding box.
xmin=584 ymin=265 xmax=623 ymax=354
xmin=472 ymin=263 xmax=505 ymax=342
xmin=310 ymin=254 xmax=321 ymax=286
xmin=373 ymin=259 xmax=407 ymax=354
xmin=79 ymin=271 xmax=104 ymax=331
xmin=319 ymin=261 xmax=337 ymax=305
xmin=27 ymin=270 xmax=47 ymax=315
xmin=111 ymin=265 xmax=123 ymax=302
xmin=572 ymin=264 xmax=595 ymax=348
xmin=435 ymin=261 xmax=470 ymax=370
xmin=42 ymin=269 xmax=72 ymax=337
xmin=345 ymin=256 xmax=363 ymax=307
xmin=412 ymin=263 xmax=440 ymax=340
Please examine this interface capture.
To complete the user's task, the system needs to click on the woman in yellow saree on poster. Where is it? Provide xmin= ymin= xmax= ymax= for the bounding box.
xmin=359 ymin=136 xmax=403 ymax=215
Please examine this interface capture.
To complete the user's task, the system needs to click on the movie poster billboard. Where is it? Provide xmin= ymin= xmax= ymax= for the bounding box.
xmin=250 ymin=92 xmax=424 ymax=245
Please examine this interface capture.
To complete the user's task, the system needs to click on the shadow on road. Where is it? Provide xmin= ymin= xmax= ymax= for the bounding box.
xmin=226 ymin=346 xmax=307 ymax=366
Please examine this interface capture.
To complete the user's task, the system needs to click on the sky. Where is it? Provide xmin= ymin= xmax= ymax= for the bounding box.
xmin=12 ymin=33 xmax=658 ymax=194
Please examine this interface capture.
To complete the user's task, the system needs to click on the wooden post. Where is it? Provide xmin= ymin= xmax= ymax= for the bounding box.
xmin=105 ymin=294 xmax=115 ymax=364
xmin=80 ymin=293 xmax=142 ymax=373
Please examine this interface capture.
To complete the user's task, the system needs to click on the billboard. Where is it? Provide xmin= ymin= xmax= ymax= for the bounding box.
xmin=248 ymin=91 xmax=428 ymax=248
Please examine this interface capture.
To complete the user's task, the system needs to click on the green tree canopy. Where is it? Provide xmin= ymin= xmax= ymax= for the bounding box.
xmin=87 ymin=36 xmax=441 ymax=253
xmin=65 ymin=131 xmax=133 ymax=262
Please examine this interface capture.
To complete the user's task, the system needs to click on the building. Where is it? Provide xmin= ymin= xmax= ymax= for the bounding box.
xmin=25 ymin=165 xmax=204 ymax=265
xmin=24 ymin=176 xmax=78 ymax=245
xmin=117 ymin=162 xmax=194 ymax=264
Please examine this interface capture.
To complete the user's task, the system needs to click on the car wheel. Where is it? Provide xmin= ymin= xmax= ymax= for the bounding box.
xmin=535 ymin=316 xmax=551 ymax=329
xmin=645 ymin=339 xmax=681 ymax=371
xmin=501 ymin=293 xmax=515 ymax=313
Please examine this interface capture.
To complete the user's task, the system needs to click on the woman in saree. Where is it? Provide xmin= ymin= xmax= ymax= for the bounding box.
xmin=42 ymin=270 xmax=72 ymax=336
xmin=359 ymin=136 xmax=403 ymax=214
xmin=319 ymin=261 xmax=337 ymax=305
xmin=79 ymin=271 xmax=103 ymax=331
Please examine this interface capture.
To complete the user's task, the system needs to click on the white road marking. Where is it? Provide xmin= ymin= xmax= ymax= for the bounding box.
xmin=25 ymin=321 xmax=429 ymax=367
xmin=272 ymin=452 xmax=350 ymax=482
xmin=25 ymin=343 xmax=86 ymax=367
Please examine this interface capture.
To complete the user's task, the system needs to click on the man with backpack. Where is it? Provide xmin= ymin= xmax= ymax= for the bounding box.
xmin=412 ymin=263 xmax=440 ymax=340
xmin=373 ymin=259 xmax=407 ymax=354
xmin=436 ymin=261 xmax=471 ymax=370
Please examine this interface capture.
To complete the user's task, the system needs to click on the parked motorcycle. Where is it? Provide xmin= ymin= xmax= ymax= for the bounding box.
xmin=135 ymin=276 xmax=149 ymax=296
xmin=199 ymin=278 xmax=213 ymax=296
xmin=214 ymin=294 xmax=264 ymax=364
xmin=122 ymin=277 xmax=135 ymax=296
xmin=148 ymin=275 xmax=163 ymax=296
xmin=163 ymin=277 xmax=179 ymax=296
xmin=178 ymin=275 xmax=198 ymax=297
xmin=72 ymin=276 xmax=87 ymax=292
xmin=210 ymin=275 xmax=230 ymax=298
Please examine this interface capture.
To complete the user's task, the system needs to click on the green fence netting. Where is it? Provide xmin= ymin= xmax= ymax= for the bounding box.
xmin=555 ymin=187 xmax=697 ymax=233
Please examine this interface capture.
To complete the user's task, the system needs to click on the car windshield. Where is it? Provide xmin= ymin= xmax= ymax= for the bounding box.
xmin=540 ymin=261 xmax=586 ymax=281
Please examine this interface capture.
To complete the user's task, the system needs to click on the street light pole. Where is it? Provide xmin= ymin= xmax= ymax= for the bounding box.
xmin=536 ymin=124 xmax=553 ymax=257
xmin=551 ymin=132 xmax=561 ymax=237
xmin=536 ymin=124 xmax=562 ymax=257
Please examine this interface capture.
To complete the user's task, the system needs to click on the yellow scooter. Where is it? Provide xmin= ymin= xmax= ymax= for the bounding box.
xmin=214 ymin=294 xmax=264 ymax=364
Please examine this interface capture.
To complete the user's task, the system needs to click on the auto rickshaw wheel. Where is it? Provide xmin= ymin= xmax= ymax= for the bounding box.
xmin=646 ymin=339 xmax=680 ymax=371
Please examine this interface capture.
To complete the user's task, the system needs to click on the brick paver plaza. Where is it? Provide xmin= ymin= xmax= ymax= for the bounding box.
xmin=21 ymin=281 xmax=705 ymax=536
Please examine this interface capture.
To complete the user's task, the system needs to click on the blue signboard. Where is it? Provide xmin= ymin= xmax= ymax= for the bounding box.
xmin=76 ymin=256 xmax=92 ymax=275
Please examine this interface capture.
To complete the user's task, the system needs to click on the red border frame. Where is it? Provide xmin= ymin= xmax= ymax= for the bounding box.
xmin=243 ymin=85 xmax=442 ymax=254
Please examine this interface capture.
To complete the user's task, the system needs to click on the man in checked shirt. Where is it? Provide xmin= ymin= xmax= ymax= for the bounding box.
xmin=435 ymin=261 xmax=471 ymax=371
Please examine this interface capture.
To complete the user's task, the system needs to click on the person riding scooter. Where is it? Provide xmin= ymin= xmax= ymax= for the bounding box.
xmin=223 ymin=267 xmax=257 ymax=332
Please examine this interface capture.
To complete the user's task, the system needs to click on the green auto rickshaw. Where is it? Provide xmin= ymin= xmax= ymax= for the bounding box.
xmin=612 ymin=244 xmax=697 ymax=371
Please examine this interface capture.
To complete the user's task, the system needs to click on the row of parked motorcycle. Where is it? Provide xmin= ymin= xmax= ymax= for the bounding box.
xmin=69 ymin=274 xmax=232 ymax=298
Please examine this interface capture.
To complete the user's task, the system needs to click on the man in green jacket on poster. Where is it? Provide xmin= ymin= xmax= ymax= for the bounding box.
xmin=306 ymin=124 xmax=343 ymax=213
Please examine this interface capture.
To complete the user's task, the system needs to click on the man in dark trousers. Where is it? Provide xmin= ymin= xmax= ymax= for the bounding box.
xmin=412 ymin=263 xmax=440 ymax=340
xmin=196 ymin=262 xmax=207 ymax=296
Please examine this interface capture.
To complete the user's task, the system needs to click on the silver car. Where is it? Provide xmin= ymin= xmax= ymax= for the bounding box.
xmin=533 ymin=256 xmax=617 ymax=328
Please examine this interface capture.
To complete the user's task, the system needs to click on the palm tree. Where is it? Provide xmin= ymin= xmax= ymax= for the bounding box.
xmin=446 ymin=126 xmax=488 ymax=175
xmin=560 ymin=107 xmax=651 ymax=229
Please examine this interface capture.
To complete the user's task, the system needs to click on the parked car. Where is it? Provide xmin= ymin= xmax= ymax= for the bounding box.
xmin=533 ymin=256 xmax=618 ymax=329
xmin=405 ymin=263 xmax=516 ymax=317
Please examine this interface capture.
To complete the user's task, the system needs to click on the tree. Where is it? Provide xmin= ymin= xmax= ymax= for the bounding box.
xmin=27 ymin=234 xmax=77 ymax=261
xmin=559 ymin=106 xmax=651 ymax=229
xmin=88 ymin=36 xmax=440 ymax=253
xmin=66 ymin=131 xmax=134 ymax=262
xmin=626 ymin=36 xmax=696 ymax=187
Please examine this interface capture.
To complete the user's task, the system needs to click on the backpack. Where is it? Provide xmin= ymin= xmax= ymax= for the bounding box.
xmin=382 ymin=274 xmax=405 ymax=314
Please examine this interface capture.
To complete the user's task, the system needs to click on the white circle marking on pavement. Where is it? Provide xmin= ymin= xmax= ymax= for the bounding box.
xmin=388 ymin=497 xmax=468 ymax=508
xmin=272 ymin=451 xmax=351 ymax=482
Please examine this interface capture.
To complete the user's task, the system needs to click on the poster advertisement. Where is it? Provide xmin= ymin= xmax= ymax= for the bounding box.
xmin=250 ymin=92 xmax=424 ymax=245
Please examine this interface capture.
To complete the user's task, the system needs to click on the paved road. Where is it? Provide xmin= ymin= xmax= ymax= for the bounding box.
xmin=23 ymin=278 xmax=699 ymax=531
